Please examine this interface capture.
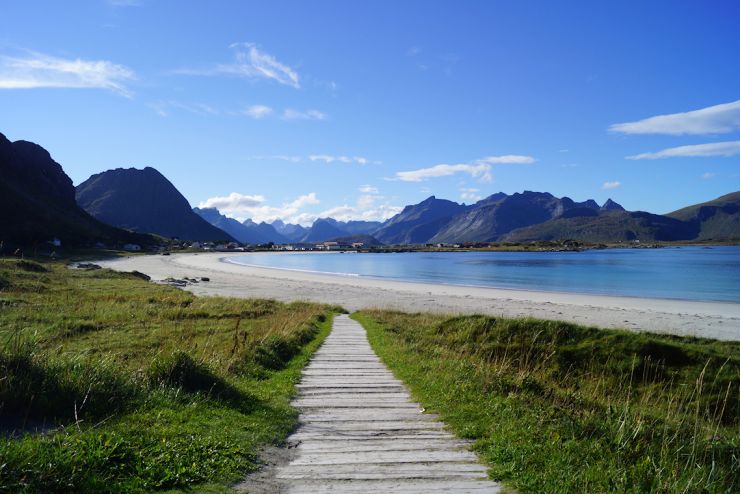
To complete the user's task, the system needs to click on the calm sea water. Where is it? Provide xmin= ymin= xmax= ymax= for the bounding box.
xmin=229 ymin=247 xmax=740 ymax=302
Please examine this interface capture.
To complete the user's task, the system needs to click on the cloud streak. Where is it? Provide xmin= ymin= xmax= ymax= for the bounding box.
xmin=394 ymin=154 xmax=535 ymax=183
xmin=309 ymin=155 xmax=368 ymax=164
xmin=0 ymin=51 xmax=135 ymax=97
xmin=243 ymin=104 xmax=273 ymax=119
xmin=220 ymin=43 xmax=299 ymax=88
xmin=178 ymin=43 xmax=300 ymax=88
xmin=396 ymin=163 xmax=493 ymax=182
xmin=283 ymin=109 xmax=327 ymax=120
xmin=626 ymin=140 xmax=740 ymax=160
xmin=610 ymin=100 xmax=740 ymax=135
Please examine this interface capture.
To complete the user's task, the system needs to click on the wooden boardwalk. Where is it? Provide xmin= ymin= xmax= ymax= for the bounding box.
xmin=243 ymin=314 xmax=500 ymax=493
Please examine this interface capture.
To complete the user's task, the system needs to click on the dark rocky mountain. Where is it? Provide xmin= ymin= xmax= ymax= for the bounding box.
xmin=241 ymin=219 xmax=289 ymax=244
xmin=430 ymin=191 xmax=598 ymax=243
xmin=601 ymin=198 xmax=625 ymax=211
xmin=299 ymin=219 xmax=349 ymax=243
xmin=503 ymin=193 xmax=739 ymax=243
xmin=0 ymin=132 xmax=153 ymax=247
xmin=667 ymin=191 xmax=740 ymax=242
xmin=76 ymin=167 xmax=234 ymax=242
xmin=271 ymin=220 xmax=308 ymax=242
xmin=335 ymin=220 xmax=382 ymax=236
xmin=503 ymin=210 xmax=698 ymax=243
xmin=373 ymin=196 xmax=469 ymax=244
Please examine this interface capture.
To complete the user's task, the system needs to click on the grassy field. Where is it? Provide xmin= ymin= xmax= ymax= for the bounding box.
xmin=354 ymin=311 xmax=739 ymax=493
xmin=0 ymin=257 xmax=339 ymax=493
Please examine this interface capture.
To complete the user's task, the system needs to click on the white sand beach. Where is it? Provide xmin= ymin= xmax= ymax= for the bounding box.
xmin=98 ymin=252 xmax=740 ymax=342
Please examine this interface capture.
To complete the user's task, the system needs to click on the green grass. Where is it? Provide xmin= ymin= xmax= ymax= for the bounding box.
xmin=354 ymin=311 xmax=739 ymax=493
xmin=0 ymin=257 xmax=339 ymax=493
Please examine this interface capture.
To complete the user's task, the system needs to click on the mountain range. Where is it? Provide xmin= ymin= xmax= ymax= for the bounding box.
xmin=2 ymin=132 xmax=738 ymax=247
xmin=0 ymin=132 xmax=152 ymax=248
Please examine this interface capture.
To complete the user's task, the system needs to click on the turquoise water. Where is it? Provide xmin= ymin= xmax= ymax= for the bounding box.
xmin=229 ymin=247 xmax=740 ymax=302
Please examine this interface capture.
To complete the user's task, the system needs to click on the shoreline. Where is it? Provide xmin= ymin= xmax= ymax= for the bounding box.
xmin=224 ymin=254 xmax=738 ymax=305
xmin=98 ymin=252 xmax=740 ymax=341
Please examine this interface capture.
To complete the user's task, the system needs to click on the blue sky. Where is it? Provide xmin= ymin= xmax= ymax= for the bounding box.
xmin=1 ymin=0 xmax=739 ymax=224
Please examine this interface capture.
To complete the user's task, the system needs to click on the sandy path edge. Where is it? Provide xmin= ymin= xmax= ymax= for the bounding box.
xmin=97 ymin=252 xmax=740 ymax=342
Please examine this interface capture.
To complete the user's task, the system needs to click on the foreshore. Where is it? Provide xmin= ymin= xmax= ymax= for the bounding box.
xmin=98 ymin=252 xmax=740 ymax=341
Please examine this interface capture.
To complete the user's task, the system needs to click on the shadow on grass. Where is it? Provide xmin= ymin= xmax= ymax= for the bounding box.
xmin=148 ymin=352 xmax=257 ymax=414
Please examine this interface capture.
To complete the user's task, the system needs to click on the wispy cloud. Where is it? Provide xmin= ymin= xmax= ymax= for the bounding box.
xmin=626 ymin=140 xmax=740 ymax=160
xmin=177 ymin=43 xmax=299 ymax=89
xmin=602 ymin=181 xmax=621 ymax=190
xmin=309 ymin=155 xmax=368 ymax=164
xmin=0 ymin=51 xmax=135 ymax=97
xmin=246 ymin=154 xmax=378 ymax=164
xmin=396 ymin=163 xmax=493 ymax=183
xmin=283 ymin=108 xmax=327 ymax=120
xmin=394 ymin=154 xmax=534 ymax=183
xmin=478 ymin=155 xmax=536 ymax=165
xmin=243 ymin=104 xmax=273 ymax=119
xmin=610 ymin=100 xmax=740 ymax=135
xmin=359 ymin=185 xmax=378 ymax=194
xmin=701 ymin=172 xmax=716 ymax=180
xmin=460 ymin=187 xmax=481 ymax=202
xmin=151 ymin=100 xmax=218 ymax=117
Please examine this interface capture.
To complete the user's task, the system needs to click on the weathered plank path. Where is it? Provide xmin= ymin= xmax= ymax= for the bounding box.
xmin=242 ymin=314 xmax=500 ymax=493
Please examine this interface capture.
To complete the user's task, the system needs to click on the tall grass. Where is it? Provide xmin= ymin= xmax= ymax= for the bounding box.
xmin=355 ymin=311 xmax=739 ymax=493
xmin=0 ymin=258 xmax=337 ymax=492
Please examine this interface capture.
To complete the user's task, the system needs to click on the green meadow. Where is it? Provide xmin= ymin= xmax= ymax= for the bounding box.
xmin=0 ymin=258 xmax=338 ymax=493
xmin=354 ymin=311 xmax=739 ymax=493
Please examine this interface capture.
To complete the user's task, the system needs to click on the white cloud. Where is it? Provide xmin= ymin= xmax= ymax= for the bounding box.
xmin=359 ymin=185 xmax=378 ymax=194
xmin=283 ymin=109 xmax=327 ymax=120
xmin=309 ymin=154 xmax=368 ymax=164
xmin=243 ymin=104 xmax=273 ymax=119
xmin=0 ymin=51 xmax=135 ymax=97
xmin=199 ymin=192 xmax=320 ymax=224
xmin=394 ymin=154 xmax=534 ymax=183
xmin=396 ymin=163 xmax=493 ymax=183
xmin=218 ymin=43 xmax=299 ymax=88
xmin=626 ymin=140 xmax=740 ymax=160
xmin=460 ymin=187 xmax=481 ymax=202
xmin=701 ymin=172 xmax=716 ymax=180
xmin=602 ymin=181 xmax=621 ymax=190
xmin=610 ymin=100 xmax=740 ymax=135
xmin=199 ymin=192 xmax=266 ymax=211
xmin=478 ymin=155 xmax=536 ymax=164
xmin=311 ymin=194 xmax=401 ymax=223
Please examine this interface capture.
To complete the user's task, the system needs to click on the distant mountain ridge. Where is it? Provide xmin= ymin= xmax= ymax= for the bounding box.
xmin=76 ymin=167 xmax=234 ymax=241
xmin=198 ymin=190 xmax=739 ymax=245
xmin=0 ymin=132 xmax=154 ymax=247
